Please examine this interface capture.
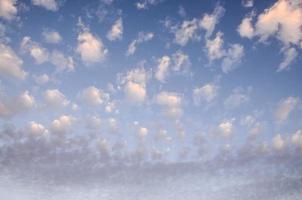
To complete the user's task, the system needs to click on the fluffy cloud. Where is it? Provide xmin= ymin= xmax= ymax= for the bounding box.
xmin=224 ymin=87 xmax=251 ymax=109
xmin=42 ymin=29 xmax=62 ymax=44
xmin=43 ymin=89 xmax=70 ymax=107
xmin=27 ymin=121 xmax=48 ymax=136
xmin=31 ymin=0 xmax=59 ymax=11
xmin=137 ymin=127 xmax=148 ymax=139
xmin=108 ymin=117 xmax=118 ymax=133
xmin=238 ymin=0 xmax=302 ymax=71
xmin=122 ymin=67 xmax=149 ymax=103
xmin=50 ymin=50 xmax=74 ymax=72
xmin=172 ymin=50 xmax=190 ymax=72
xmin=79 ymin=86 xmax=108 ymax=106
xmin=155 ymin=56 xmax=170 ymax=83
xmin=107 ymin=18 xmax=123 ymax=41
xmin=50 ymin=115 xmax=75 ymax=134
xmin=199 ymin=5 xmax=225 ymax=38
xmin=275 ymin=96 xmax=299 ymax=124
xmin=135 ymin=0 xmax=162 ymax=10
xmin=0 ymin=0 xmax=17 ymax=20
xmin=193 ymin=83 xmax=218 ymax=105
xmin=291 ymin=130 xmax=302 ymax=149
xmin=76 ymin=31 xmax=108 ymax=64
xmin=126 ymin=31 xmax=154 ymax=55
xmin=218 ymin=120 xmax=234 ymax=137
xmin=174 ymin=18 xmax=200 ymax=46
xmin=241 ymin=115 xmax=263 ymax=136
xmin=0 ymin=90 xmax=35 ymax=118
xmin=156 ymin=91 xmax=183 ymax=118
xmin=0 ymin=43 xmax=27 ymax=79
xmin=33 ymin=74 xmax=49 ymax=84
xmin=242 ymin=0 xmax=253 ymax=8
xmin=272 ymin=134 xmax=285 ymax=151
xmin=206 ymin=32 xmax=244 ymax=73
xmin=21 ymin=36 xmax=49 ymax=64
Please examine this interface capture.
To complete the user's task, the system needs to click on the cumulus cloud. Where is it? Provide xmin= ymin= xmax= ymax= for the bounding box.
xmin=135 ymin=0 xmax=162 ymax=10
xmin=193 ymin=83 xmax=218 ymax=105
xmin=31 ymin=0 xmax=59 ymax=11
xmin=27 ymin=121 xmax=48 ymax=136
xmin=107 ymin=18 xmax=123 ymax=41
xmin=241 ymin=115 xmax=263 ymax=136
xmin=21 ymin=36 xmax=49 ymax=64
xmin=291 ymin=129 xmax=302 ymax=150
xmin=272 ymin=134 xmax=285 ymax=151
xmin=43 ymin=89 xmax=70 ymax=107
xmin=242 ymin=0 xmax=253 ymax=8
xmin=0 ymin=90 xmax=35 ymax=118
xmin=172 ymin=50 xmax=191 ymax=72
xmin=238 ymin=0 xmax=302 ymax=71
xmin=205 ymin=32 xmax=244 ymax=73
xmin=275 ymin=96 xmax=299 ymax=124
xmin=76 ymin=31 xmax=108 ymax=64
xmin=42 ymin=29 xmax=62 ymax=44
xmin=217 ymin=120 xmax=234 ymax=138
xmin=174 ymin=18 xmax=200 ymax=46
xmin=156 ymin=91 xmax=183 ymax=118
xmin=0 ymin=43 xmax=27 ymax=80
xmin=224 ymin=87 xmax=251 ymax=109
xmin=124 ymin=81 xmax=146 ymax=103
xmin=33 ymin=74 xmax=49 ymax=84
xmin=79 ymin=86 xmax=108 ymax=106
xmin=50 ymin=50 xmax=74 ymax=72
xmin=50 ymin=115 xmax=75 ymax=134
xmin=155 ymin=56 xmax=170 ymax=83
xmin=108 ymin=117 xmax=118 ymax=133
xmin=199 ymin=5 xmax=225 ymax=38
xmin=137 ymin=127 xmax=148 ymax=139
xmin=0 ymin=0 xmax=17 ymax=20
xmin=126 ymin=31 xmax=154 ymax=55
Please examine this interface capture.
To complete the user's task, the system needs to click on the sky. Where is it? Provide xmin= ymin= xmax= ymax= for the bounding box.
xmin=0 ymin=0 xmax=302 ymax=199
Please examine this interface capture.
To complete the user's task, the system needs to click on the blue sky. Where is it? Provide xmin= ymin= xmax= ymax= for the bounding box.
xmin=0 ymin=0 xmax=302 ymax=166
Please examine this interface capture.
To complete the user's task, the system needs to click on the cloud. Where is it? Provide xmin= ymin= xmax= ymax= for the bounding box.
xmin=31 ymin=0 xmax=59 ymax=11
xmin=0 ymin=90 xmax=35 ymax=118
xmin=224 ymin=87 xmax=251 ymax=109
xmin=272 ymin=134 xmax=285 ymax=151
xmin=126 ymin=31 xmax=154 ymax=56
xmin=21 ymin=36 xmax=49 ymax=64
xmin=237 ymin=17 xmax=254 ymax=39
xmin=172 ymin=50 xmax=190 ymax=72
xmin=275 ymin=96 xmax=299 ymax=124
xmin=137 ymin=127 xmax=148 ymax=139
xmin=135 ymin=0 xmax=162 ymax=10
xmin=50 ymin=115 xmax=75 ymax=134
xmin=43 ymin=89 xmax=70 ymax=107
xmin=27 ymin=121 xmax=48 ymax=136
xmin=0 ymin=43 xmax=27 ymax=80
xmin=33 ymin=74 xmax=49 ymax=84
xmin=42 ymin=29 xmax=62 ymax=44
xmin=86 ymin=116 xmax=102 ymax=130
xmin=241 ymin=115 xmax=263 ymax=136
xmin=79 ymin=86 xmax=108 ymax=106
xmin=291 ymin=129 xmax=302 ymax=150
xmin=50 ymin=50 xmax=74 ymax=72
xmin=76 ymin=31 xmax=108 ymax=64
xmin=155 ymin=56 xmax=170 ymax=83
xmin=124 ymin=81 xmax=146 ymax=103
xmin=193 ymin=83 xmax=218 ymax=105
xmin=242 ymin=0 xmax=253 ymax=8
xmin=206 ymin=32 xmax=244 ymax=73
xmin=217 ymin=120 xmax=234 ymax=138
xmin=108 ymin=117 xmax=118 ymax=133
xmin=174 ymin=18 xmax=200 ymax=46
xmin=199 ymin=5 xmax=225 ymax=38
xmin=277 ymin=47 xmax=298 ymax=72
xmin=107 ymin=18 xmax=123 ymax=41
xmin=155 ymin=91 xmax=183 ymax=118
xmin=0 ymin=0 xmax=17 ymax=20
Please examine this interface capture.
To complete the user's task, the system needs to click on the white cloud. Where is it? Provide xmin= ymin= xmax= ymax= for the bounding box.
xmin=277 ymin=47 xmax=298 ymax=72
xmin=124 ymin=81 xmax=146 ymax=103
xmin=174 ymin=18 xmax=199 ymax=46
xmin=199 ymin=5 xmax=225 ymax=38
xmin=79 ymin=86 xmax=108 ymax=106
xmin=242 ymin=0 xmax=253 ymax=8
xmin=237 ymin=17 xmax=254 ymax=39
xmin=224 ymin=87 xmax=250 ymax=109
xmin=21 ymin=36 xmax=49 ymax=64
xmin=138 ymin=127 xmax=148 ymax=139
xmin=43 ymin=89 xmax=70 ymax=107
xmin=206 ymin=32 xmax=225 ymax=61
xmin=218 ymin=120 xmax=234 ymax=138
xmin=291 ymin=130 xmax=302 ymax=149
xmin=0 ymin=90 xmax=35 ymax=118
xmin=275 ymin=96 xmax=299 ymax=124
xmin=31 ymin=0 xmax=59 ymax=11
xmin=272 ymin=134 xmax=285 ymax=151
xmin=107 ymin=18 xmax=123 ymax=41
xmin=0 ymin=0 xmax=17 ymax=20
xmin=50 ymin=115 xmax=75 ymax=134
xmin=241 ymin=115 xmax=263 ymax=136
xmin=156 ymin=91 xmax=183 ymax=118
xmin=33 ymin=74 xmax=49 ymax=84
xmin=76 ymin=31 xmax=108 ymax=64
xmin=172 ymin=50 xmax=190 ymax=72
xmin=108 ymin=117 xmax=118 ymax=133
xmin=126 ymin=31 xmax=154 ymax=56
xmin=135 ymin=0 xmax=162 ymax=10
xmin=50 ymin=50 xmax=74 ymax=72
xmin=155 ymin=56 xmax=170 ymax=83
xmin=42 ymin=29 xmax=62 ymax=44
xmin=27 ymin=121 xmax=48 ymax=136
xmin=0 ymin=43 xmax=27 ymax=80
xmin=193 ymin=83 xmax=218 ymax=105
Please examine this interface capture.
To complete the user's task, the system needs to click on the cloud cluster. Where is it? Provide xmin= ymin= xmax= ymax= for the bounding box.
xmin=126 ymin=31 xmax=154 ymax=56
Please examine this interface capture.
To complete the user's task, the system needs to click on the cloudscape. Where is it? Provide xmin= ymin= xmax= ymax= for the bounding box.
xmin=0 ymin=0 xmax=302 ymax=199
